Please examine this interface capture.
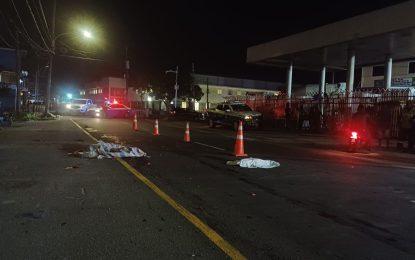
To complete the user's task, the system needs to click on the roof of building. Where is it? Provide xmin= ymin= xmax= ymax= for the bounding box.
xmin=193 ymin=73 xmax=283 ymax=91
xmin=247 ymin=0 xmax=415 ymax=70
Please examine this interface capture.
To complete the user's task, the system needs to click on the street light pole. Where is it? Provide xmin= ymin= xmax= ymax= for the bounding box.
xmin=166 ymin=66 xmax=179 ymax=108
xmin=174 ymin=65 xmax=179 ymax=108
xmin=15 ymin=31 xmax=20 ymax=114
xmin=46 ymin=0 xmax=56 ymax=114
xmin=125 ymin=46 xmax=130 ymax=103
xmin=35 ymin=63 xmax=39 ymax=102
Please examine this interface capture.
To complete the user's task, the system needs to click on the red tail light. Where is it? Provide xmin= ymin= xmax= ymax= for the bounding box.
xmin=351 ymin=131 xmax=358 ymax=139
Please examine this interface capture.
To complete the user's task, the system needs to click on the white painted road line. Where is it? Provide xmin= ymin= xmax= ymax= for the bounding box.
xmin=194 ymin=142 xmax=226 ymax=151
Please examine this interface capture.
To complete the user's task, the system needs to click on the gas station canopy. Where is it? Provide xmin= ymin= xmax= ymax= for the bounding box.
xmin=247 ymin=1 xmax=415 ymax=70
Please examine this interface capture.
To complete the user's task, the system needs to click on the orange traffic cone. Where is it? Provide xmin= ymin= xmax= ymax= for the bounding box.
xmin=133 ymin=114 xmax=138 ymax=131
xmin=234 ymin=121 xmax=247 ymax=157
xmin=153 ymin=119 xmax=159 ymax=136
xmin=184 ymin=122 xmax=190 ymax=142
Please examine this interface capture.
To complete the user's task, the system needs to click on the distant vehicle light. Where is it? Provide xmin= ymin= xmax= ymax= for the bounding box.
xmin=351 ymin=131 xmax=358 ymax=139
xmin=66 ymin=104 xmax=71 ymax=109
xmin=95 ymin=108 xmax=101 ymax=112
xmin=113 ymin=99 xmax=118 ymax=104
xmin=244 ymin=115 xmax=252 ymax=120
xmin=95 ymin=112 xmax=100 ymax=117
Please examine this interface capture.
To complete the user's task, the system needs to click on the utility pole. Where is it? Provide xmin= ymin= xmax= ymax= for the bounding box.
xmin=125 ymin=46 xmax=130 ymax=103
xmin=46 ymin=0 xmax=56 ymax=114
xmin=35 ymin=63 xmax=39 ymax=102
xmin=15 ymin=31 xmax=20 ymax=114
xmin=166 ymin=66 xmax=179 ymax=108
xmin=206 ymin=77 xmax=209 ymax=109
xmin=174 ymin=65 xmax=179 ymax=108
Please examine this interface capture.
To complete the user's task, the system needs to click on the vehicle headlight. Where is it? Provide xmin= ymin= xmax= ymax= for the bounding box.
xmin=65 ymin=104 xmax=71 ymax=109
xmin=244 ymin=115 xmax=252 ymax=120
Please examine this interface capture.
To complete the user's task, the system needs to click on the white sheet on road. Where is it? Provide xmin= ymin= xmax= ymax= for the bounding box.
xmin=235 ymin=158 xmax=280 ymax=168
xmin=83 ymin=141 xmax=147 ymax=159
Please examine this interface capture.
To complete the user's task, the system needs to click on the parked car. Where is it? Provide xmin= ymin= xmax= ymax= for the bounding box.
xmin=169 ymin=107 xmax=206 ymax=121
xmin=207 ymin=102 xmax=262 ymax=130
xmin=102 ymin=103 xmax=132 ymax=118
xmin=64 ymin=98 xmax=100 ymax=117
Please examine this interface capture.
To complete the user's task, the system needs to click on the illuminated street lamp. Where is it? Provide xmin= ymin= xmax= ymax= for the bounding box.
xmin=81 ymin=29 xmax=93 ymax=39
xmin=45 ymin=16 xmax=96 ymax=113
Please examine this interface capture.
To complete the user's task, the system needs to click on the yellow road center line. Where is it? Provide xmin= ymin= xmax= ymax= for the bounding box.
xmin=70 ymin=118 xmax=246 ymax=260
xmin=71 ymin=118 xmax=98 ymax=142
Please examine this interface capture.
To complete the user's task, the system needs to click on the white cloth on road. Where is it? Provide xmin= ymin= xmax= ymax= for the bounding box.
xmin=238 ymin=158 xmax=280 ymax=168
xmin=83 ymin=141 xmax=147 ymax=159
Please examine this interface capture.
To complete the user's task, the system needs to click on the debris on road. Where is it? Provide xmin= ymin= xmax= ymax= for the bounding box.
xmin=85 ymin=127 xmax=98 ymax=133
xmin=101 ymin=135 xmax=120 ymax=143
xmin=81 ymin=141 xmax=147 ymax=159
xmin=227 ymin=158 xmax=280 ymax=169
xmin=64 ymin=165 xmax=80 ymax=170
xmin=17 ymin=210 xmax=46 ymax=220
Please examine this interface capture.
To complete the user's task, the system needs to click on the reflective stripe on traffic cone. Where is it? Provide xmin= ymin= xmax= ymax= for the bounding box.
xmin=153 ymin=119 xmax=159 ymax=136
xmin=234 ymin=121 xmax=247 ymax=157
xmin=184 ymin=122 xmax=190 ymax=142
xmin=133 ymin=114 xmax=138 ymax=131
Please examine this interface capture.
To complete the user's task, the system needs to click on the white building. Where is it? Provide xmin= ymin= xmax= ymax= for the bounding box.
xmin=361 ymin=60 xmax=415 ymax=88
xmin=81 ymin=77 xmax=126 ymax=104
xmin=193 ymin=74 xmax=282 ymax=110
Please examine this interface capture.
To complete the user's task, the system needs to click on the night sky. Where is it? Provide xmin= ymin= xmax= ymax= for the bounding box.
xmin=0 ymin=0 xmax=408 ymax=91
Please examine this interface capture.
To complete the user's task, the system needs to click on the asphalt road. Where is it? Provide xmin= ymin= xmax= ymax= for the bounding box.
xmin=69 ymin=116 xmax=415 ymax=259
xmin=0 ymin=119 xmax=226 ymax=259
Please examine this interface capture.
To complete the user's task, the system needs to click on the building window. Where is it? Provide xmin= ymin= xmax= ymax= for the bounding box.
xmin=409 ymin=62 xmax=415 ymax=74
xmin=228 ymin=89 xmax=233 ymax=95
xmin=372 ymin=65 xmax=384 ymax=76
xmin=98 ymin=88 xmax=103 ymax=94
xmin=237 ymin=91 xmax=242 ymax=95
xmin=217 ymin=89 xmax=222 ymax=94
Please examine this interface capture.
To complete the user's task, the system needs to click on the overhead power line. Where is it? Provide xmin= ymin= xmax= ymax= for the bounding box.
xmin=0 ymin=9 xmax=17 ymax=42
xmin=25 ymin=0 xmax=51 ymax=51
xmin=1 ymin=10 xmax=46 ymax=53
xmin=31 ymin=0 xmax=50 ymax=41
xmin=0 ymin=33 xmax=12 ymax=48
xmin=7 ymin=0 xmax=49 ymax=53
xmin=38 ymin=0 xmax=50 ymax=34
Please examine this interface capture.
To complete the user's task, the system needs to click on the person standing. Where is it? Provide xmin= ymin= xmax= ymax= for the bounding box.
xmin=408 ymin=115 xmax=415 ymax=152
xmin=285 ymin=102 xmax=291 ymax=130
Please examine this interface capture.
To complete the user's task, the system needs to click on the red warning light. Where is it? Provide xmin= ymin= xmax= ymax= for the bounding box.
xmin=351 ymin=131 xmax=358 ymax=139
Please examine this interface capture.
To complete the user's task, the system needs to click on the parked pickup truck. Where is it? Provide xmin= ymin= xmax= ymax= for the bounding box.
xmin=207 ymin=102 xmax=262 ymax=130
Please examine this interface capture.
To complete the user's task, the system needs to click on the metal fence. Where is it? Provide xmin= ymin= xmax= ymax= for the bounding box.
xmin=25 ymin=103 xmax=46 ymax=113
xmin=238 ymin=91 xmax=415 ymax=138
